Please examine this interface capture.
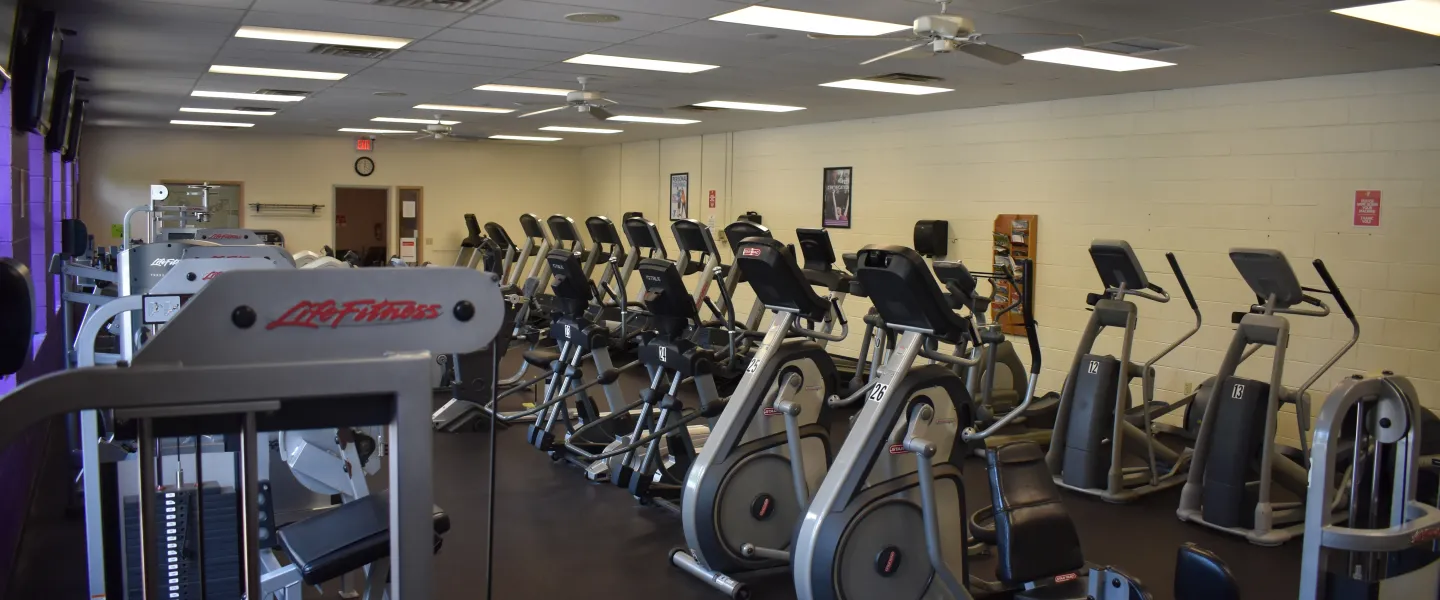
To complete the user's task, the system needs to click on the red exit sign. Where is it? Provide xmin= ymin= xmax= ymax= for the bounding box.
xmin=356 ymin=137 xmax=373 ymax=152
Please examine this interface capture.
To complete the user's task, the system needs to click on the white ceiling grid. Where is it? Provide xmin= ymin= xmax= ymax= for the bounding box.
xmin=35 ymin=0 xmax=1440 ymax=145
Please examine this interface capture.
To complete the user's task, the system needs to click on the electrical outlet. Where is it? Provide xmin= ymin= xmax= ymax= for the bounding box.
xmin=1184 ymin=382 xmax=1194 ymax=395
xmin=425 ymin=237 xmax=433 ymax=246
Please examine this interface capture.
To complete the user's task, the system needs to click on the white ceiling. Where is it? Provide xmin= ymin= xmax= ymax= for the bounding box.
xmin=39 ymin=0 xmax=1440 ymax=146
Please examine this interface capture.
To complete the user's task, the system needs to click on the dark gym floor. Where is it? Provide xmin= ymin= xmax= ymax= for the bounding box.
xmin=8 ymin=352 xmax=1303 ymax=600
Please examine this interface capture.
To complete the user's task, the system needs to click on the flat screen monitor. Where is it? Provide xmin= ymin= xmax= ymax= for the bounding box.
xmin=10 ymin=8 xmax=60 ymax=134
xmin=45 ymin=69 xmax=74 ymax=153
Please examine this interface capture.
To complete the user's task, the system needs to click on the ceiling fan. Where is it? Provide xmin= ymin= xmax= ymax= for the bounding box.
xmin=411 ymin=116 xmax=484 ymax=141
xmin=810 ymin=0 xmax=1084 ymax=66
xmin=516 ymin=76 xmax=661 ymax=121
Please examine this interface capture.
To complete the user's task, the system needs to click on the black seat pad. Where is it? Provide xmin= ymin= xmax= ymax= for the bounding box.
xmin=987 ymin=441 xmax=1085 ymax=585
xmin=522 ymin=348 xmax=560 ymax=367
xmin=1174 ymin=543 xmax=1238 ymax=600
xmin=277 ymin=490 xmax=449 ymax=585
xmin=0 ymin=258 xmax=33 ymax=376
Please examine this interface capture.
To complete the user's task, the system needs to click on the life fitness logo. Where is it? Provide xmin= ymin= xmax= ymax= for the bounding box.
xmin=202 ymin=271 xmax=223 ymax=281
xmin=266 ymin=299 xmax=443 ymax=330
xmin=207 ymin=233 xmax=243 ymax=239
xmin=741 ymin=246 xmax=763 ymax=258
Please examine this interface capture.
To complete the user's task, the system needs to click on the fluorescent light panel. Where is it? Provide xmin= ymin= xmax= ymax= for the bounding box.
xmin=1333 ymin=0 xmax=1440 ymax=37
xmin=474 ymin=84 xmax=572 ymax=96
xmin=171 ymin=120 xmax=254 ymax=128
xmin=180 ymin=107 xmax=277 ymax=115
xmin=234 ymin=26 xmax=411 ymax=50
xmin=693 ymin=100 xmax=805 ymax=112
xmin=565 ymin=54 xmax=718 ymax=73
xmin=373 ymin=117 xmax=460 ymax=125
xmin=209 ymin=65 xmax=346 ymax=80
xmin=490 ymin=135 xmax=563 ymax=142
xmin=1023 ymin=47 xmax=1175 ymax=71
xmin=539 ymin=126 xmax=623 ymax=134
xmin=339 ymin=128 xmax=413 ymax=134
xmin=414 ymin=103 xmax=514 ymax=114
xmin=818 ymin=79 xmax=952 ymax=95
xmin=710 ymin=6 xmax=909 ymax=36
xmin=606 ymin=115 xmax=700 ymax=125
xmin=192 ymin=90 xmax=305 ymax=102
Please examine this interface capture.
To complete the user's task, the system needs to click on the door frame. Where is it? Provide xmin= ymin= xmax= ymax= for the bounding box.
xmin=397 ymin=186 xmax=423 ymax=264
xmin=332 ymin=184 xmax=395 ymax=260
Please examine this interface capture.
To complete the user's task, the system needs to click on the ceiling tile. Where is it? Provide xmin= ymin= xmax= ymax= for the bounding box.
xmin=333 ymin=67 xmax=487 ymax=93
xmin=400 ymin=40 xmax=576 ymax=62
xmin=427 ymin=27 xmax=612 ymax=53
xmin=379 ymin=59 xmax=522 ymax=78
xmin=539 ymin=0 xmax=750 ymax=19
xmin=481 ymin=0 xmax=696 ymax=32
xmin=392 ymin=47 xmax=556 ymax=69
xmin=449 ymin=14 xmax=651 ymax=43
xmin=248 ymin=0 xmax=469 ymax=27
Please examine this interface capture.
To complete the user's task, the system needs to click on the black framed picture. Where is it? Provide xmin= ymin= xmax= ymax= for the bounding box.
xmin=823 ymin=167 xmax=852 ymax=228
xmin=670 ymin=172 xmax=689 ymax=220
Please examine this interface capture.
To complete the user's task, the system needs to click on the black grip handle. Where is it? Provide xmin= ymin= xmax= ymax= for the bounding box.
xmin=1312 ymin=259 xmax=1355 ymax=320
xmin=1086 ymin=293 xmax=1103 ymax=307
xmin=1019 ymin=258 xmax=1041 ymax=373
xmin=1164 ymin=252 xmax=1200 ymax=313
xmin=1231 ymin=311 xmax=1247 ymax=324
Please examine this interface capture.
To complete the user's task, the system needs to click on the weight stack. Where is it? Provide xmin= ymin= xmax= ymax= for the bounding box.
xmin=123 ymin=482 xmax=273 ymax=600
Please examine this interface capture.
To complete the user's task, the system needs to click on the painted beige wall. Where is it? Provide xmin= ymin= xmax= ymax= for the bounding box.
xmin=582 ymin=67 xmax=1440 ymax=446
xmin=80 ymin=128 xmax=586 ymax=264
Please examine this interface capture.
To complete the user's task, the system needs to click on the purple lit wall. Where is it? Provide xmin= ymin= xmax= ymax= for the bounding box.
xmin=0 ymin=78 xmax=74 ymax=594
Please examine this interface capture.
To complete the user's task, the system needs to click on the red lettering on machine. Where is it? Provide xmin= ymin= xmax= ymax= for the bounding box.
xmin=266 ymin=299 xmax=444 ymax=330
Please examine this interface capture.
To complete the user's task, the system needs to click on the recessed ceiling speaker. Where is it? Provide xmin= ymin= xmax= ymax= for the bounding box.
xmin=565 ymin=12 xmax=621 ymax=23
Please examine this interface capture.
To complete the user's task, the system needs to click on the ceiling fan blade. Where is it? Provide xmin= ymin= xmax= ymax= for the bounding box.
xmin=861 ymin=41 xmax=932 ymax=66
xmin=519 ymin=106 xmax=567 ymax=118
xmin=809 ymin=33 xmax=919 ymax=41
xmin=958 ymin=42 xmax=1025 ymax=65
xmin=976 ymin=32 xmax=1085 ymax=49
xmin=588 ymin=106 xmax=615 ymax=121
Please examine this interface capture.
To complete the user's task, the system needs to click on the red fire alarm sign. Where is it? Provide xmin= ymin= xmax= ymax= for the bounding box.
xmin=708 ymin=190 xmax=717 ymax=209
xmin=1354 ymin=190 xmax=1381 ymax=227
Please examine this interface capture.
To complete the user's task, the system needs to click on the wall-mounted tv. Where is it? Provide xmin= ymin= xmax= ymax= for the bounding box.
xmin=0 ymin=0 xmax=18 ymax=89
xmin=11 ymin=7 xmax=61 ymax=134
xmin=62 ymin=99 xmax=84 ymax=163
xmin=45 ymin=69 xmax=75 ymax=152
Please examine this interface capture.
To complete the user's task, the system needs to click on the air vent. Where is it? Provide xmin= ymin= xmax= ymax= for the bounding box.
xmin=371 ymin=0 xmax=503 ymax=12
xmin=310 ymin=44 xmax=394 ymax=60
xmin=869 ymin=72 xmax=945 ymax=84
xmin=255 ymin=89 xmax=310 ymax=97
xmin=1087 ymin=37 xmax=1188 ymax=56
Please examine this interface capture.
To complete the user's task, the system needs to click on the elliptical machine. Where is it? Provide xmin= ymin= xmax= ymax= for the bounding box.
xmin=1177 ymin=249 xmax=1359 ymax=546
xmin=1045 ymin=241 xmax=1203 ymax=502
xmin=671 ymin=236 xmax=848 ymax=599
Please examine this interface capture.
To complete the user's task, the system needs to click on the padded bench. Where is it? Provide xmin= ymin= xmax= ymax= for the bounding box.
xmin=984 ymin=441 xmax=1085 ymax=587
xmin=277 ymin=490 xmax=450 ymax=585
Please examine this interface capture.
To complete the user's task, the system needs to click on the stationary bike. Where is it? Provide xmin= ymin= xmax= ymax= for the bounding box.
xmin=671 ymin=236 xmax=849 ymax=599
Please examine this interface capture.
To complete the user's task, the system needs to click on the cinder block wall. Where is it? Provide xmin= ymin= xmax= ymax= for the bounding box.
xmin=583 ymin=67 xmax=1440 ymax=448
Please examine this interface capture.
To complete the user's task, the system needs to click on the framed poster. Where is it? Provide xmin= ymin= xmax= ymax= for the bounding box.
xmin=823 ymin=167 xmax=852 ymax=228
xmin=670 ymin=173 xmax=689 ymax=220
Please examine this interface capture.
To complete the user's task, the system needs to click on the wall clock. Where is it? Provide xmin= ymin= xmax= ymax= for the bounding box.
xmin=355 ymin=156 xmax=375 ymax=177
